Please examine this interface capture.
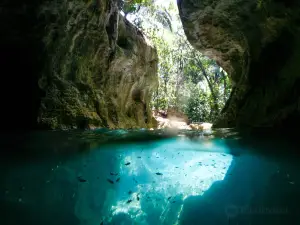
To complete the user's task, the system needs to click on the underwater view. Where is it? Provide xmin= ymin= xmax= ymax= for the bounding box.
xmin=2 ymin=0 xmax=300 ymax=223
xmin=1 ymin=129 xmax=300 ymax=225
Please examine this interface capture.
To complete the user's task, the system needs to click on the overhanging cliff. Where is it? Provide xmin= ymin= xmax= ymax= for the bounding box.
xmin=1 ymin=0 xmax=158 ymax=130
xmin=178 ymin=0 xmax=300 ymax=129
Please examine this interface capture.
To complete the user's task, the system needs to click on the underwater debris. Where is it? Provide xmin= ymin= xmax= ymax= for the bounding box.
xmin=126 ymin=199 xmax=132 ymax=204
xmin=107 ymin=178 xmax=114 ymax=184
xmin=125 ymin=162 xmax=131 ymax=166
xmin=100 ymin=221 xmax=103 ymax=225
xmin=110 ymin=172 xmax=119 ymax=176
xmin=116 ymin=177 xmax=120 ymax=182
xmin=155 ymin=172 xmax=163 ymax=175
xmin=77 ymin=176 xmax=87 ymax=182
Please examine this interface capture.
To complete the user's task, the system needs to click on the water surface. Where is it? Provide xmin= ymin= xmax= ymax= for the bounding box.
xmin=1 ymin=129 xmax=300 ymax=225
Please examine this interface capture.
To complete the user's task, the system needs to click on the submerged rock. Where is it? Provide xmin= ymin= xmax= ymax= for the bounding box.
xmin=178 ymin=0 xmax=300 ymax=130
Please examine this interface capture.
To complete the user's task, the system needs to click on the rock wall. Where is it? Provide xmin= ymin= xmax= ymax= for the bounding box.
xmin=178 ymin=0 xmax=300 ymax=129
xmin=1 ymin=0 xmax=158 ymax=130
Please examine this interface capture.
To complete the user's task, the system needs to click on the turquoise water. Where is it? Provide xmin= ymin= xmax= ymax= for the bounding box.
xmin=1 ymin=129 xmax=300 ymax=225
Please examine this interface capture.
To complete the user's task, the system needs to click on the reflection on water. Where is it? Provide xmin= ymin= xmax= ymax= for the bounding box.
xmin=1 ymin=129 xmax=300 ymax=225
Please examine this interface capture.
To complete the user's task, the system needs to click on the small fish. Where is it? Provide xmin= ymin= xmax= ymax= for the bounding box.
xmin=125 ymin=162 xmax=131 ymax=166
xmin=133 ymin=178 xmax=138 ymax=184
xmin=137 ymin=156 xmax=141 ymax=158
xmin=175 ymin=167 xmax=179 ymax=168
xmin=155 ymin=172 xmax=163 ymax=175
xmin=116 ymin=177 xmax=120 ymax=182
xmin=110 ymin=172 xmax=118 ymax=176
xmin=128 ymin=190 xmax=132 ymax=195
xmin=107 ymin=178 xmax=114 ymax=184
xmin=137 ymin=195 xmax=140 ymax=201
xmin=100 ymin=221 xmax=103 ymax=225
xmin=167 ymin=196 xmax=172 ymax=200
xmin=221 ymin=154 xmax=226 ymax=156
xmin=289 ymin=181 xmax=295 ymax=185
xmin=126 ymin=199 xmax=132 ymax=204
xmin=77 ymin=176 xmax=87 ymax=182
xmin=172 ymin=201 xmax=176 ymax=203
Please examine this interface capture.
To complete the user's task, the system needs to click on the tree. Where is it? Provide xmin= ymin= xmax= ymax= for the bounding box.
xmin=121 ymin=0 xmax=152 ymax=18
xmin=127 ymin=0 xmax=232 ymax=123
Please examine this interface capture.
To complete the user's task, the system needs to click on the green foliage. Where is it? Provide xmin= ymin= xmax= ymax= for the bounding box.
xmin=130 ymin=1 xmax=232 ymax=123
xmin=122 ymin=0 xmax=152 ymax=17
xmin=184 ymin=86 xmax=210 ymax=122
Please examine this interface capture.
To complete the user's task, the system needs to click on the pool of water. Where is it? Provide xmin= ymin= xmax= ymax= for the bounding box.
xmin=1 ymin=129 xmax=300 ymax=225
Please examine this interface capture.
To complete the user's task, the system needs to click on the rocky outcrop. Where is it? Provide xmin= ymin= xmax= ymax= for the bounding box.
xmin=1 ymin=0 xmax=158 ymax=130
xmin=178 ymin=0 xmax=300 ymax=129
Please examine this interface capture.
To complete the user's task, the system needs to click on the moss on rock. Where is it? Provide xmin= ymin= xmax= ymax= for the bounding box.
xmin=35 ymin=0 xmax=158 ymax=129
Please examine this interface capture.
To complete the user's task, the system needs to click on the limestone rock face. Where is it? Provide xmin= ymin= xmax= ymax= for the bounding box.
xmin=38 ymin=0 xmax=158 ymax=129
xmin=2 ymin=0 xmax=158 ymax=130
xmin=178 ymin=0 xmax=300 ymax=128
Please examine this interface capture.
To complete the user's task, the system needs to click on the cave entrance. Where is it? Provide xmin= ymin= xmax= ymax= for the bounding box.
xmin=121 ymin=0 xmax=232 ymax=127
